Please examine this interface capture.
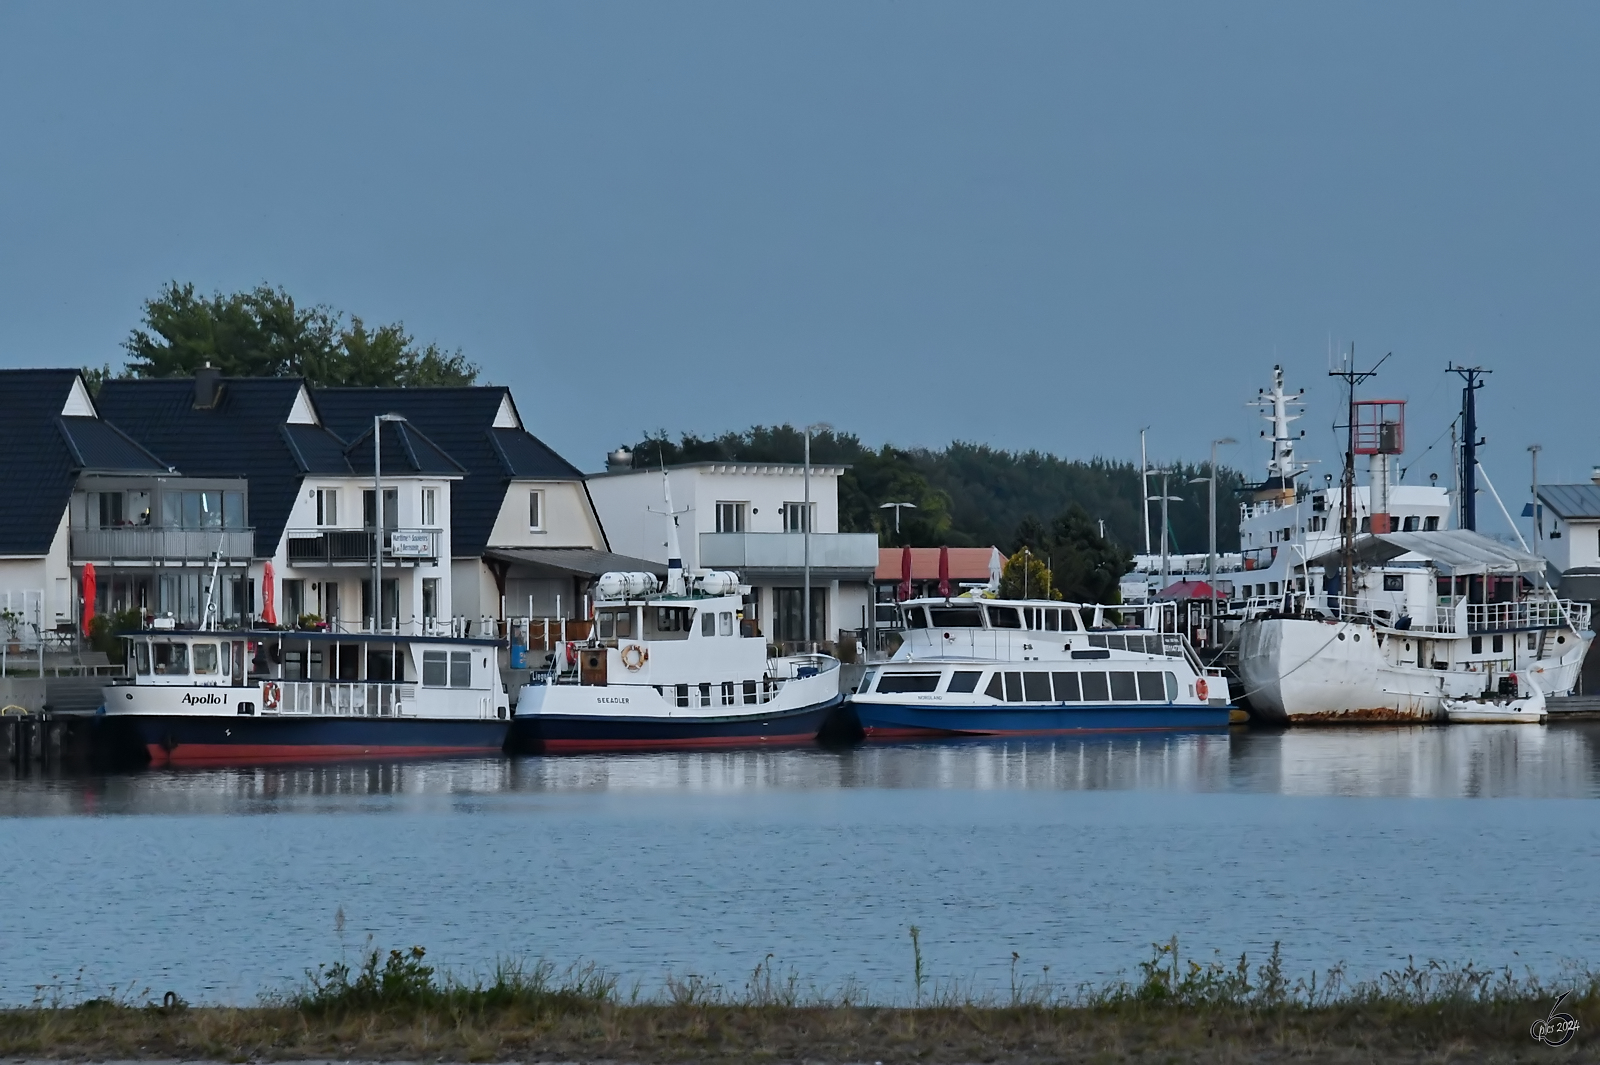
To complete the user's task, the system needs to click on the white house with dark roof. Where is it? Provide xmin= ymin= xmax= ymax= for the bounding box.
xmin=97 ymin=373 xmax=461 ymax=635
xmin=585 ymin=461 xmax=878 ymax=647
xmin=312 ymin=386 xmax=646 ymax=632
xmin=1537 ymin=479 xmax=1600 ymax=602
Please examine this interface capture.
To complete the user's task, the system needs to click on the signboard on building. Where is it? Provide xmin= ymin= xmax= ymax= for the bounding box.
xmin=388 ymin=531 xmax=435 ymax=558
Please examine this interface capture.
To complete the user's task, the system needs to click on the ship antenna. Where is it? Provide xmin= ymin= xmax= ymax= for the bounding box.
xmin=1328 ymin=347 xmax=1389 ymax=612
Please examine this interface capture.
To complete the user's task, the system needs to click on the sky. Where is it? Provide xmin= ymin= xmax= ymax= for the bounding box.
xmin=1 ymin=2 xmax=1596 ymax=533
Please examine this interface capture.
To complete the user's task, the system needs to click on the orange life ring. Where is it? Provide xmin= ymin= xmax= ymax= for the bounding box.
xmin=564 ymin=642 xmax=578 ymax=667
xmin=262 ymin=681 xmax=281 ymax=711
xmin=620 ymin=644 xmax=648 ymax=671
xmin=1195 ymin=677 xmax=1209 ymax=701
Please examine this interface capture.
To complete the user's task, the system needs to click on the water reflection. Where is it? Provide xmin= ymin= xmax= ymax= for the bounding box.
xmin=6 ymin=724 xmax=1600 ymax=815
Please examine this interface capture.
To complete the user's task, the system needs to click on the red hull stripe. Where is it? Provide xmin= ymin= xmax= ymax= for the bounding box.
xmin=541 ymin=733 xmax=819 ymax=753
xmin=146 ymin=743 xmax=502 ymax=766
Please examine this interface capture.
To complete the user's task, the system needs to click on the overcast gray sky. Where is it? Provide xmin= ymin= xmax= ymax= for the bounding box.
xmin=2 ymin=2 xmax=1596 ymax=525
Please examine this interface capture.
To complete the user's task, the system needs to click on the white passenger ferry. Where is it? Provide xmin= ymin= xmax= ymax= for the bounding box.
xmin=852 ymin=597 xmax=1232 ymax=737
xmin=103 ymin=627 xmax=510 ymax=765
xmin=508 ymin=571 xmax=842 ymax=752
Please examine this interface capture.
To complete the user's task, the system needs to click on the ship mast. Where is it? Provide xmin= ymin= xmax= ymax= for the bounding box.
xmin=1446 ymin=364 xmax=1490 ymax=531
xmin=1328 ymin=347 xmax=1388 ymax=610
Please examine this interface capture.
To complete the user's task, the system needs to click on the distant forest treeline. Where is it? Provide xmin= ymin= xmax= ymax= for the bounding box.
xmin=629 ymin=427 xmax=1249 ymax=556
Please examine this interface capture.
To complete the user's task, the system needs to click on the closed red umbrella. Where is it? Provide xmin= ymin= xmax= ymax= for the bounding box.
xmin=937 ymin=545 xmax=951 ymax=598
xmin=898 ymin=545 xmax=913 ymax=601
xmin=80 ymin=563 xmax=96 ymax=638
xmin=262 ymin=560 xmax=277 ymax=626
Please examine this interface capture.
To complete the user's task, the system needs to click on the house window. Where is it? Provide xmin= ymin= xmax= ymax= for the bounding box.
xmin=529 ymin=490 xmax=543 ymax=531
xmin=316 ymin=488 xmax=339 ymax=526
xmin=780 ymin=502 xmax=815 ymax=532
xmin=422 ymin=578 xmax=439 ymax=622
xmin=95 ymin=491 xmax=125 ymax=528
xmin=422 ymin=488 xmax=437 ymax=527
xmin=283 ymin=580 xmax=306 ymax=623
xmin=716 ymin=502 xmax=746 ymax=533
xmin=363 ymin=488 xmax=398 ymax=530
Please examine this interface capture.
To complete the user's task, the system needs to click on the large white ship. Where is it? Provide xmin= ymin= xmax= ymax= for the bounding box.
xmin=1129 ymin=364 xmax=1594 ymax=723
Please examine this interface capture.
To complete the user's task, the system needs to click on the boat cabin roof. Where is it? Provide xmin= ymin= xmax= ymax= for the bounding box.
xmin=121 ymin=629 xmax=503 ymax=647
xmin=1306 ymin=529 xmax=1545 ymax=577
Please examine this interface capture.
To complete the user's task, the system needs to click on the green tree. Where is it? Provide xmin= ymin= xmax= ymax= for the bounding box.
xmin=1030 ymin=504 xmax=1132 ymax=604
xmin=120 ymin=282 xmax=478 ymax=387
xmin=998 ymin=548 xmax=1057 ymax=600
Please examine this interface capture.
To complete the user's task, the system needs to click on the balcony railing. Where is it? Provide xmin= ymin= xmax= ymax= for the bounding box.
xmin=698 ymin=532 xmax=879 ymax=573
xmin=70 ymin=527 xmax=255 ymax=562
xmin=285 ymin=528 xmax=440 ymax=565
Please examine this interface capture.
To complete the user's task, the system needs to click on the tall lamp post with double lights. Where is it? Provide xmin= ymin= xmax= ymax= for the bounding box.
xmin=1188 ymin=436 xmax=1236 ymax=642
xmin=802 ymin=422 xmax=831 ymax=652
xmin=372 ymin=413 xmax=407 ymax=633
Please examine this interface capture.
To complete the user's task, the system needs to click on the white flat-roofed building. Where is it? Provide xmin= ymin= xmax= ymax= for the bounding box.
xmin=586 ymin=461 xmax=878 ymax=648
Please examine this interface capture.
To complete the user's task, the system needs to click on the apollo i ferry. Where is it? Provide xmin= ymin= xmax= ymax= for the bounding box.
xmin=852 ymin=598 xmax=1232 ymax=737
xmin=102 ymin=625 xmax=510 ymax=765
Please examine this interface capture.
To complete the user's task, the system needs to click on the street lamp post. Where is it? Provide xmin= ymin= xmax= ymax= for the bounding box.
xmin=372 ymin=413 xmax=407 ymax=633
xmin=803 ymin=422 xmax=831 ymax=652
xmin=1188 ymin=437 xmax=1236 ymax=644
xmin=879 ymin=501 xmax=917 ymax=537
xmin=1528 ymin=444 xmax=1542 ymax=545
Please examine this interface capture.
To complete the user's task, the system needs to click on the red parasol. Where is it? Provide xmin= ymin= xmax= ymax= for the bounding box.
xmin=262 ymin=560 xmax=277 ymax=626
xmin=937 ymin=545 xmax=951 ymax=598
xmin=80 ymin=563 xmax=96 ymax=638
xmin=898 ymin=545 xmax=913 ymax=602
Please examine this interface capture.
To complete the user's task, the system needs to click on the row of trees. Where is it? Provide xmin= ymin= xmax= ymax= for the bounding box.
xmin=88 ymin=281 xmax=478 ymax=389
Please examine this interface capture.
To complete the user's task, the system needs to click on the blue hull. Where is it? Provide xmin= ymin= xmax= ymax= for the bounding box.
xmin=852 ymin=700 xmax=1230 ymax=737
xmin=509 ymin=696 xmax=843 ymax=753
xmin=106 ymin=714 xmax=510 ymax=766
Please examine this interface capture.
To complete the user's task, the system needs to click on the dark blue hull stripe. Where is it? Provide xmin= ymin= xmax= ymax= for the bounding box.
xmin=509 ymin=696 xmax=842 ymax=750
xmin=852 ymin=700 xmax=1230 ymax=734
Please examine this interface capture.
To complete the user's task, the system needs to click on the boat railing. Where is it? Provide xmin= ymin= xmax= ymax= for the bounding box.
xmin=1466 ymin=599 xmax=1590 ymax=632
xmin=273 ymin=680 xmax=412 ymax=717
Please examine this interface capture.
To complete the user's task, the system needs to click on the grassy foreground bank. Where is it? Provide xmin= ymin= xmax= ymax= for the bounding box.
xmin=1 ymin=938 xmax=1591 ymax=1063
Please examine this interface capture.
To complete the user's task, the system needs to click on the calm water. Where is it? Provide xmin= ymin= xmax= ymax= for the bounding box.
xmin=3 ymin=725 xmax=1599 ymax=1005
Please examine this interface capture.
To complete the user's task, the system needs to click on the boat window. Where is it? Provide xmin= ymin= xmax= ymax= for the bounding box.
xmin=423 ymin=651 xmax=448 ymax=687
xmin=133 ymin=641 xmax=151 ymax=676
xmin=597 ymin=611 xmax=615 ymax=640
xmin=1080 ymin=671 xmax=1109 ymax=702
xmin=699 ymin=682 xmax=712 ymax=708
xmin=903 ymin=607 xmax=929 ymax=629
xmin=859 ymin=670 xmax=875 ymax=693
xmin=152 ymin=641 xmax=189 ymax=675
xmin=701 ymin=612 xmax=716 ymax=637
xmin=1001 ymin=671 xmax=1024 ymax=702
xmin=1165 ymin=672 xmax=1178 ymax=701
xmin=1023 ymin=672 xmax=1051 ymax=701
xmin=947 ymin=671 xmax=982 ymax=694
xmin=368 ymin=647 xmax=396 ymax=682
xmin=987 ymin=607 xmax=1022 ymax=629
xmin=720 ymin=612 xmax=734 ymax=636
xmin=1059 ymin=609 xmax=1080 ymax=632
xmin=676 ymin=683 xmax=690 ymax=707
xmin=877 ymin=673 xmax=941 ymax=694
xmin=649 ymin=607 xmax=694 ymax=640
xmin=1162 ymin=635 xmax=1183 ymax=658
xmin=1137 ymin=672 xmax=1165 ymax=701
xmin=191 ymin=643 xmax=220 ymax=675
xmin=1110 ymin=673 xmax=1139 ymax=701
xmin=1052 ymin=672 xmax=1080 ymax=701
xmin=1043 ymin=610 xmax=1059 ymax=632
xmin=743 ymin=679 xmax=758 ymax=704
xmin=450 ymin=651 xmax=472 ymax=688
xmin=928 ymin=607 xmax=982 ymax=628
xmin=984 ymin=673 xmax=1003 ymax=699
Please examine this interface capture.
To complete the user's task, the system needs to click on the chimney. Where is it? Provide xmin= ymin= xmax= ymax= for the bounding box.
xmin=606 ymin=447 xmax=634 ymax=472
xmin=193 ymin=362 xmax=222 ymax=410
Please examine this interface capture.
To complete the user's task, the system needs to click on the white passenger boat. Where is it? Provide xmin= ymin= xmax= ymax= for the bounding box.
xmin=508 ymin=571 xmax=842 ymax=752
xmin=103 ymin=627 xmax=511 ymax=766
xmin=852 ymin=597 xmax=1232 ymax=737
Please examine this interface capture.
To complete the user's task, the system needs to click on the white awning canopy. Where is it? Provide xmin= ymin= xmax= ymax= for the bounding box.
xmin=1307 ymin=529 xmax=1546 ymax=577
